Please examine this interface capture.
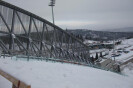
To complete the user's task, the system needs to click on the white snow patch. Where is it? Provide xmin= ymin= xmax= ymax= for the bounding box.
xmin=0 ymin=57 xmax=133 ymax=88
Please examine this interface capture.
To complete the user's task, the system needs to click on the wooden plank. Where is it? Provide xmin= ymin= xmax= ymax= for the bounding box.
xmin=0 ymin=69 xmax=31 ymax=88
xmin=12 ymin=84 xmax=16 ymax=88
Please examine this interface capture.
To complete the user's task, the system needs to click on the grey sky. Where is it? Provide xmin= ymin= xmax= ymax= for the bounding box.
xmin=4 ymin=0 xmax=133 ymax=30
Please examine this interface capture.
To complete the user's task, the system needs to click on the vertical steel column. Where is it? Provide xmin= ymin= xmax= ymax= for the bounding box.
xmin=40 ymin=22 xmax=45 ymax=54
xmin=9 ymin=10 xmax=15 ymax=51
xmin=27 ymin=17 xmax=32 ymax=50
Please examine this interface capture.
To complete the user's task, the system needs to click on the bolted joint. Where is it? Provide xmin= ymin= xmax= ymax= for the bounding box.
xmin=42 ymin=41 xmax=45 ymax=45
xmin=11 ymin=33 xmax=16 ymax=39
xmin=29 ymin=38 xmax=32 ymax=43
xmin=52 ymin=45 xmax=55 ymax=48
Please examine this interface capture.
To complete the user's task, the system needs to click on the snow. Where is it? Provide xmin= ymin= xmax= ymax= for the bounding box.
xmin=111 ymin=38 xmax=133 ymax=62
xmin=84 ymin=40 xmax=97 ymax=44
xmin=0 ymin=75 xmax=12 ymax=88
xmin=89 ymin=38 xmax=133 ymax=63
xmin=0 ymin=57 xmax=133 ymax=88
xmin=1 ymin=38 xmax=133 ymax=88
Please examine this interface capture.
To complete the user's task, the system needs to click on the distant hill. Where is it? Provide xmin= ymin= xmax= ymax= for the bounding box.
xmin=66 ymin=29 xmax=133 ymax=41
xmin=101 ymin=27 xmax=133 ymax=32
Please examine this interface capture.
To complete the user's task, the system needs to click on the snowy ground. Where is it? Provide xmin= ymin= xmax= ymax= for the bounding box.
xmin=90 ymin=38 xmax=133 ymax=63
xmin=0 ymin=38 xmax=133 ymax=88
xmin=0 ymin=57 xmax=133 ymax=88
xmin=111 ymin=38 xmax=133 ymax=62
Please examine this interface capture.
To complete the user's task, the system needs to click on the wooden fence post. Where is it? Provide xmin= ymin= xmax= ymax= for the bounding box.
xmin=0 ymin=69 xmax=31 ymax=88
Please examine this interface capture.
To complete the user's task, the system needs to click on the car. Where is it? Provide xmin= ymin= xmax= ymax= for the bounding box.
xmin=112 ymin=53 xmax=121 ymax=57
xmin=130 ymin=49 xmax=133 ymax=51
xmin=117 ymin=48 xmax=123 ymax=50
xmin=123 ymin=51 xmax=129 ymax=53
xmin=117 ymin=50 xmax=123 ymax=53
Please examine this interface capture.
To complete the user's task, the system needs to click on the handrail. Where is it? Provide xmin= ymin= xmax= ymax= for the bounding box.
xmin=0 ymin=68 xmax=31 ymax=88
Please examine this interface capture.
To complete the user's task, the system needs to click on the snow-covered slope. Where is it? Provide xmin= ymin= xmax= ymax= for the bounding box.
xmin=0 ymin=57 xmax=133 ymax=88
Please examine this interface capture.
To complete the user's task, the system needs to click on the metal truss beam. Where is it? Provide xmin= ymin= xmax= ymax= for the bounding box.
xmin=0 ymin=1 xmax=91 ymax=65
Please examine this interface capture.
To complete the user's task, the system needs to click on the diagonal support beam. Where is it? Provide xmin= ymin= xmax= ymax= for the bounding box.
xmin=0 ymin=11 xmax=11 ymax=32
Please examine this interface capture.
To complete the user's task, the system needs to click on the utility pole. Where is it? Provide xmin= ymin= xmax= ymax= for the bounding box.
xmin=49 ymin=0 xmax=56 ymax=24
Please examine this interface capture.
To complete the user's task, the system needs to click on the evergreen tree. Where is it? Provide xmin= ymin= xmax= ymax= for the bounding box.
xmin=91 ymin=56 xmax=94 ymax=64
xmin=100 ymin=52 xmax=103 ymax=57
xmin=95 ymin=53 xmax=99 ymax=60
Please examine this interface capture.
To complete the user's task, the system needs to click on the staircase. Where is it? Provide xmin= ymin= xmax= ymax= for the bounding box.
xmin=96 ymin=58 xmax=120 ymax=72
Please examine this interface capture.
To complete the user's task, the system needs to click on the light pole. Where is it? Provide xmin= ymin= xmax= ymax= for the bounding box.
xmin=49 ymin=0 xmax=56 ymax=24
xmin=113 ymin=33 xmax=116 ymax=62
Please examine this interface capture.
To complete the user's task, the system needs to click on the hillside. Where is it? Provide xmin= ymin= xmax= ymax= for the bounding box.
xmin=101 ymin=27 xmax=133 ymax=32
xmin=67 ymin=29 xmax=133 ymax=41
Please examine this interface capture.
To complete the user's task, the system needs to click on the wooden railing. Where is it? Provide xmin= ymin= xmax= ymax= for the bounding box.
xmin=0 ymin=69 xmax=31 ymax=88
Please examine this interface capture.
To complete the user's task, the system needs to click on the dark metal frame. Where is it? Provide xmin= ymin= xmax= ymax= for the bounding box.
xmin=0 ymin=1 xmax=91 ymax=64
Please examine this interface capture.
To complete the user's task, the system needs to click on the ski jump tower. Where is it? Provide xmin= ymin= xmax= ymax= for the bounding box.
xmin=0 ymin=1 xmax=121 ymax=72
xmin=0 ymin=1 xmax=91 ymax=65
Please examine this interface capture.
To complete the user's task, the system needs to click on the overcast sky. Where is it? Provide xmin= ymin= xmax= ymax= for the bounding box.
xmin=4 ymin=0 xmax=133 ymax=30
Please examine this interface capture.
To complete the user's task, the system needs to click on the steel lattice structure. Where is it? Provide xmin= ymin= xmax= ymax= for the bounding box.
xmin=0 ymin=1 xmax=91 ymax=64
